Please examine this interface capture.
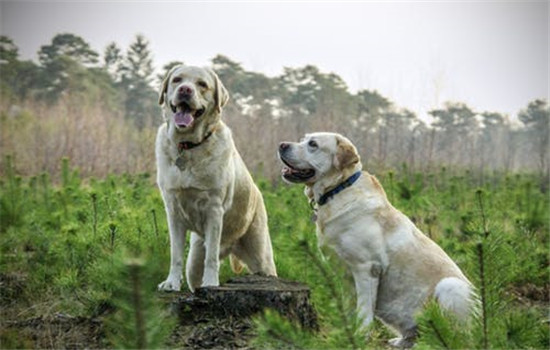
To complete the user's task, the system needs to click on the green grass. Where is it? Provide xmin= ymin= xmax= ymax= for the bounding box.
xmin=1 ymin=158 xmax=548 ymax=348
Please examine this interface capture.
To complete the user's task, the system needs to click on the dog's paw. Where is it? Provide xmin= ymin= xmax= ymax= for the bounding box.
xmin=388 ymin=337 xmax=415 ymax=349
xmin=201 ymin=273 xmax=219 ymax=288
xmin=201 ymin=279 xmax=220 ymax=288
xmin=158 ymin=277 xmax=181 ymax=292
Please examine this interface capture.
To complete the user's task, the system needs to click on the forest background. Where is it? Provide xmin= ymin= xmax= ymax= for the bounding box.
xmin=1 ymin=33 xmax=548 ymax=185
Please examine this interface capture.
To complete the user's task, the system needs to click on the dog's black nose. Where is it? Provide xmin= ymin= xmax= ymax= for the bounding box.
xmin=279 ymin=142 xmax=290 ymax=153
xmin=178 ymin=85 xmax=194 ymax=97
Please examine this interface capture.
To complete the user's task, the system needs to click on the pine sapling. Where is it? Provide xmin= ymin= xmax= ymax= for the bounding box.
xmin=427 ymin=320 xmax=450 ymax=350
xmin=128 ymin=259 xmax=146 ymax=349
xmin=91 ymin=193 xmax=98 ymax=236
xmin=106 ymin=253 xmax=176 ymax=349
xmin=476 ymin=242 xmax=488 ymax=349
xmin=299 ymin=240 xmax=362 ymax=349
xmin=151 ymin=208 xmax=159 ymax=240
xmin=109 ymin=222 xmax=117 ymax=252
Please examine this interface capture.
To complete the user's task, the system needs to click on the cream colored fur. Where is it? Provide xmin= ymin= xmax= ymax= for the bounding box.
xmin=278 ymin=132 xmax=474 ymax=348
xmin=156 ymin=65 xmax=276 ymax=292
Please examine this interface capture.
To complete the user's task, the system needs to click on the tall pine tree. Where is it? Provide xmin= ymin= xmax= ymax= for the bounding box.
xmin=119 ymin=35 xmax=157 ymax=128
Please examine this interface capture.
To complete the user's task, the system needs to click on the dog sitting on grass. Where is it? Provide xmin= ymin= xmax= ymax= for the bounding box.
xmin=278 ymin=132 xmax=475 ymax=348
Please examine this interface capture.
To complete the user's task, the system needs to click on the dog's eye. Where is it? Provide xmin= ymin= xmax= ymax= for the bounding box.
xmin=172 ymin=77 xmax=182 ymax=84
xmin=197 ymin=80 xmax=208 ymax=89
xmin=308 ymin=140 xmax=318 ymax=149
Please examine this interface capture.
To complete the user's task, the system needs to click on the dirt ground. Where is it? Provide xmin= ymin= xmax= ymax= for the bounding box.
xmin=0 ymin=274 xmax=317 ymax=349
xmin=2 ymin=272 xmax=548 ymax=349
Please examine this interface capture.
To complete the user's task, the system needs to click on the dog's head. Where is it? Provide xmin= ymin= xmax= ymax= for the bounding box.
xmin=158 ymin=65 xmax=229 ymax=133
xmin=278 ymin=132 xmax=361 ymax=185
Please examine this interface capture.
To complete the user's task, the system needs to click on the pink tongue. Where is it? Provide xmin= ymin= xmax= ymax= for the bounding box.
xmin=175 ymin=111 xmax=194 ymax=127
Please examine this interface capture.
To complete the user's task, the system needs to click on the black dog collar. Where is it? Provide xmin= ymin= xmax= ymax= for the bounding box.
xmin=177 ymin=131 xmax=213 ymax=153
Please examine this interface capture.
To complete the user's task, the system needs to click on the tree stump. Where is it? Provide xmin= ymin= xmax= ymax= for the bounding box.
xmin=166 ymin=275 xmax=319 ymax=349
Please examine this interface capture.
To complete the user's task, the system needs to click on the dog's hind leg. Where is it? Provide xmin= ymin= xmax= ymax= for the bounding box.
xmin=201 ymin=206 xmax=225 ymax=287
xmin=388 ymin=326 xmax=417 ymax=349
xmin=232 ymin=204 xmax=277 ymax=277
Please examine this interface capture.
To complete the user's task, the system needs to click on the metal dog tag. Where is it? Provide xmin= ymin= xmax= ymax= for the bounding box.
xmin=175 ymin=156 xmax=185 ymax=170
xmin=311 ymin=212 xmax=318 ymax=222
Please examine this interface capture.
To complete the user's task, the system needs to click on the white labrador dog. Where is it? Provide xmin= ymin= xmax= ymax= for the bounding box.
xmin=278 ymin=132 xmax=474 ymax=348
xmin=156 ymin=65 xmax=277 ymax=292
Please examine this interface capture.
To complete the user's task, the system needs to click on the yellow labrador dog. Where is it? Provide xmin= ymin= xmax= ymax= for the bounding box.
xmin=278 ymin=132 xmax=474 ymax=348
xmin=156 ymin=65 xmax=276 ymax=292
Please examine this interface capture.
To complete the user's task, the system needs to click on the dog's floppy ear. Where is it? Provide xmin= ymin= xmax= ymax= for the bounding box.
xmin=206 ymin=68 xmax=229 ymax=113
xmin=334 ymin=136 xmax=360 ymax=170
xmin=158 ymin=64 xmax=182 ymax=106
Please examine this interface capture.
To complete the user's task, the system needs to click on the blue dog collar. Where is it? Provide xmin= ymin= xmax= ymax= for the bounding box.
xmin=317 ymin=171 xmax=362 ymax=206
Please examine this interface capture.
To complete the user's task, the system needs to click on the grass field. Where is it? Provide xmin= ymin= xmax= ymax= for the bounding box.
xmin=1 ymin=157 xmax=548 ymax=349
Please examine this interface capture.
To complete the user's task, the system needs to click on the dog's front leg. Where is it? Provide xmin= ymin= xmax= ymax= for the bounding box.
xmin=352 ymin=262 xmax=382 ymax=328
xmin=158 ymin=193 xmax=187 ymax=292
xmin=201 ymin=206 xmax=224 ymax=287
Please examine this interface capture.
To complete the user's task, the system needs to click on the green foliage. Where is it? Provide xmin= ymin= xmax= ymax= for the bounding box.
xmin=38 ymin=33 xmax=99 ymax=67
xmin=415 ymin=189 xmax=549 ymax=349
xmin=1 ymin=157 xmax=548 ymax=349
xmin=119 ymin=34 xmax=157 ymax=128
xmin=0 ymin=158 xmax=170 ymax=315
xmin=416 ymin=301 xmax=473 ymax=350
xmin=104 ymin=253 xmax=176 ymax=349
xmin=254 ymin=310 xmax=319 ymax=349
xmin=430 ymin=102 xmax=477 ymax=133
xmin=36 ymin=33 xmax=101 ymax=102
xmin=0 ymin=155 xmax=24 ymax=232
xmin=0 ymin=36 xmax=41 ymax=100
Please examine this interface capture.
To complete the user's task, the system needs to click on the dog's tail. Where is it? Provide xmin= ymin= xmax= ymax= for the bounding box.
xmin=434 ymin=277 xmax=476 ymax=321
xmin=230 ymin=254 xmax=245 ymax=274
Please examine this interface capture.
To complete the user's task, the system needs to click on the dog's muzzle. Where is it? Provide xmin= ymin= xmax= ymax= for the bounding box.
xmin=278 ymin=143 xmax=316 ymax=183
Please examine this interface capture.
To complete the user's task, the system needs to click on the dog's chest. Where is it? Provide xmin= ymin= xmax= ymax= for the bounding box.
xmin=156 ymin=123 xmax=235 ymax=191
xmin=316 ymin=223 xmax=367 ymax=264
xmin=315 ymin=205 xmax=384 ymax=263
xmin=160 ymin=145 xmax=234 ymax=192
xmin=175 ymin=188 xmax=218 ymax=225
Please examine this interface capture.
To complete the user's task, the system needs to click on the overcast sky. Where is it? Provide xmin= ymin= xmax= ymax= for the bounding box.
xmin=1 ymin=1 xmax=548 ymax=121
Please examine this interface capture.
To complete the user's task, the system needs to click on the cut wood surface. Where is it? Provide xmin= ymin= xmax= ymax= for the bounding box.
xmin=164 ymin=275 xmax=319 ymax=349
xmin=170 ymin=275 xmax=319 ymax=330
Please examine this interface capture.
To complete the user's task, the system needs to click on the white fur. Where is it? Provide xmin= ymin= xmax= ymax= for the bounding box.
xmin=435 ymin=277 xmax=474 ymax=321
xmin=279 ymin=132 xmax=475 ymax=348
xmin=156 ymin=65 xmax=276 ymax=292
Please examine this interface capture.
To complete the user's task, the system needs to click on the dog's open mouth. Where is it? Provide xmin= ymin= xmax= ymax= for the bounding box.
xmin=280 ymin=157 xmax=315 ymax=182
xmin=170 ymin=102 xmax=205 ymax=128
